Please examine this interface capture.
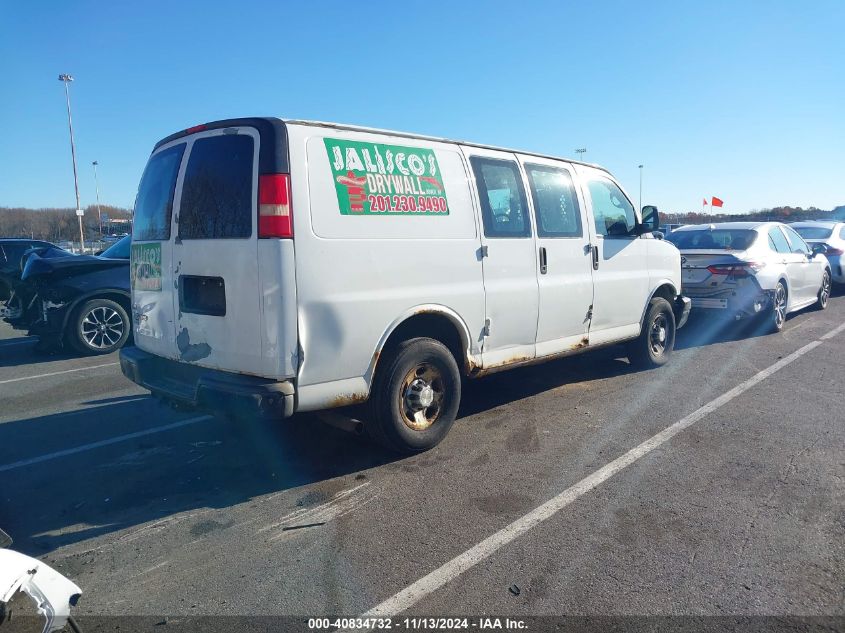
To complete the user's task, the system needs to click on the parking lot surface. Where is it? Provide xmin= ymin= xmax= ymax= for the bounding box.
xmin=1 ymin=298 xmax=843 ymax=621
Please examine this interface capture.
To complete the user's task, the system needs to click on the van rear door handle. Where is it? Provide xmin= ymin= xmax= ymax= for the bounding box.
xmin=592 ymin=245 xmax=599 ymax=270
xmin=539 ymin=247 xmax=548 ymax=274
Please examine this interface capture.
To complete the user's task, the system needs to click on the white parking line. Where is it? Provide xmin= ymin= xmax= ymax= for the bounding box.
xmin=360 ymin=328 xmax=839 ymax=619
xmin=819 ymin=320 xmax=845 ymax=340
xmin=0 ymin=362 xmax=119 ymax=385
xmin=0 ymin=415 xmax=212 ymax=472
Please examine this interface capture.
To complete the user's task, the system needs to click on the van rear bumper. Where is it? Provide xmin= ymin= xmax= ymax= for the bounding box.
xmin=119 ymin=346 xmax=294 ymax=419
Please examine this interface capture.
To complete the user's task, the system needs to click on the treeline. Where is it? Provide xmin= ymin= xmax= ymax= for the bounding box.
xmin=662 ymin=205 xmax=845 ymax=225
xmin=0 ymin=206 xmax=132 ymax=241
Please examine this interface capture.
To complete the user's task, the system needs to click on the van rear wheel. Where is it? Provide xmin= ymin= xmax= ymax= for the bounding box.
xmin=367 ymin=337 xmax=461 ymax=454
xmin=627 ymin=297 xmax=675 ymax=369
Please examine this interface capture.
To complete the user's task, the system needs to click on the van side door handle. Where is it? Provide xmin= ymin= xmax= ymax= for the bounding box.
xmin=592 ymin=245 xmax=599 ymax=270
xmin=539 ymin=247 xmax=548 ymax=275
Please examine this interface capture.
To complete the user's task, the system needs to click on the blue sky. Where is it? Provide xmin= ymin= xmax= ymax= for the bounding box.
xmin=1 ymin=0 xmax=843 ymax=213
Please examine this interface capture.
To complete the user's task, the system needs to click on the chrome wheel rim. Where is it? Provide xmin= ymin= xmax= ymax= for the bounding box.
xmin=649 ymin=313 xmax=669 ymax=356
xmin=400 ymin=363 xmax=445 ymax=431
xmin=774 ymin=284 xmax=787 ymax=328
xmin=81 ymin=306 xmax=124 ymax=349
xmin=820 ymin=272 xmax=830 ymax=307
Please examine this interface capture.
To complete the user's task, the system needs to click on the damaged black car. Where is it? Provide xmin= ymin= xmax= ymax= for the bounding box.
xmin=0 ymin=238 xmax=60 ymax=306
xmin=6 ymin=235 xmax=132 ymax=355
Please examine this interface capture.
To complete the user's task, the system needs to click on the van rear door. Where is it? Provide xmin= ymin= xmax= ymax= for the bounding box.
xmin=133 ymin=119 xmax=297 ymax=380
xmin=168 ymin=127 xmax=264 ymax=374
xmin=131 ymin=141 xmax=186 ymax=360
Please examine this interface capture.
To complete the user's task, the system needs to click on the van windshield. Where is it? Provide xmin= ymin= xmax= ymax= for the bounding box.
xmin=667 ymin=229 xmax=757 ymax=250
xmin=132 ymin=144 xmax=185 ymax=241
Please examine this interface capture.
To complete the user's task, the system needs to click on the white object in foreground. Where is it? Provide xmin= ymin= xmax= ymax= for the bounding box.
xmin=0 ymin=549 xmax=82 ymax=633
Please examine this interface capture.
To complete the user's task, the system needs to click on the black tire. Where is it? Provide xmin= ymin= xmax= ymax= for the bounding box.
xmin=67 ymin=298 xmax=131 ymax=355
xmin=766 ymin=281 xmax=788 ymax=333
xmin=816 ymin=269 xmax=831 ymax=311
xmin=627 ymin=297 xmax=676 ymax=368
xmin=367 ymin=337 xmax=461 ymax=454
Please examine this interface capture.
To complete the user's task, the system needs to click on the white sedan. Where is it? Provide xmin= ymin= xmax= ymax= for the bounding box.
xmin=667 ymin=222 xmax=831 ymax=332
xmin=791 ymin=220 xmax=845 ymax=285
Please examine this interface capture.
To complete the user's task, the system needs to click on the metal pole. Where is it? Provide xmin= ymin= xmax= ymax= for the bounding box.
xmin=638 ymin=164 xmax=643 ymax=211
xmin=59 ymin=74 xmax=85 ymax=251
xmin=93 ymin=161 xmax=102 ymax=237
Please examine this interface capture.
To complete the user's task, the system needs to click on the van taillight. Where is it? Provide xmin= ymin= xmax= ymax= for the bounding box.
xmin=258 ymin=174 xmax=293 ymax=238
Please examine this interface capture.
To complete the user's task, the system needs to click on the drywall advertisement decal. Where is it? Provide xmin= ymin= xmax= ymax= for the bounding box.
xmin=324 ymin=138 xmax=450 ymax=215
xmin=131 ymin=242 xmax=162 ymax=291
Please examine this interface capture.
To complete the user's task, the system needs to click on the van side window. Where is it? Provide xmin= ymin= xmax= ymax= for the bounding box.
xmin=768 ymin=228 xmax=791 ymax=254
xmin=132 ymin=144 xmax=185 ymax=241
xmin=525 ymin=164 xmax=582 ymax=238
xmin=179 ymin=135 xmax=254 ymax=240
xmin=782 ymin=226 xmax=810 ymax=255
xmin=586 ymin=178 xmax=636 ymax=237
xmin=470 ymin=157 xmax=531 ymax=238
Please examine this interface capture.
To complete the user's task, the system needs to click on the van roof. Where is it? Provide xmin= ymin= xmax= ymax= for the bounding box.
xmin=153 ymin=117 xmax=609 ymax=174
xmin=284 ymin=118 xmax=609 ymax=173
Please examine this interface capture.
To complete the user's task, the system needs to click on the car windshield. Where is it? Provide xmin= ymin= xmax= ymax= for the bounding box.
xmin=667 ymin=229 xmax=757 ymax=250
xmin=99 ymin=235 xmax=131 ymax=259
xmin=792 ymin=226 xmax=833 ymax=240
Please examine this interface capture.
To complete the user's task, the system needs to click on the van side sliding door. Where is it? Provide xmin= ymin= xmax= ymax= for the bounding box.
xmin=462 ymin=147 xmax=539 ymax=368
xmin=518 ymin=156 xmax=595 ymax=356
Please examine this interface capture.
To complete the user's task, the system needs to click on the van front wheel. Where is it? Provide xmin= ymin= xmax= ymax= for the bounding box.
xmin=627 ymin=297 xmax=676 ymax=369
xmin=367 ymin=337 xmax=461 ymax=454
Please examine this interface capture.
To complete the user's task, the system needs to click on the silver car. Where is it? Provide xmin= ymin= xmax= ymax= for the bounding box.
xmin=667 ymin=222 xmax=831 ymax=332
xmin=790 ymin=221 xmax=845 ymax=285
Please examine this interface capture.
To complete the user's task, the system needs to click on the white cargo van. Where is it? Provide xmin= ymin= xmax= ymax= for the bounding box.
xmin=120 ymin=118 xmax=690 ymax=452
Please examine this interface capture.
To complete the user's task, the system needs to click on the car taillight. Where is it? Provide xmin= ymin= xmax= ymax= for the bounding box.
xmin=707 ymin=262 xmax=765 ymax=278
xmin=258 ymin=174 xmax=293 ymax=238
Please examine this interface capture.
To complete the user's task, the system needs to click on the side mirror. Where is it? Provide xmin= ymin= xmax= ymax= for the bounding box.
xmin=810 ymin=243 xmax=826 ymax=257
xmin=638 ymin=205 xmax=660 ymax=234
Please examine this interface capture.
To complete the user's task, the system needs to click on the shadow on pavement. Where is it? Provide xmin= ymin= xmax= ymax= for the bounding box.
xmin=458 ymin=347 xmax=633 ymax=418
xmin=0 ymin=338 xmax=94 ymax=368
xmin=0 ymin=398 xmax=398 ymax=557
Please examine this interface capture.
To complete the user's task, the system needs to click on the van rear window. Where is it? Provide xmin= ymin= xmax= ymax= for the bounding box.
xmin=178 ymin=134 xmax=254 ymax=239
xmin=133 ymin=144 xmax=185 ymax=241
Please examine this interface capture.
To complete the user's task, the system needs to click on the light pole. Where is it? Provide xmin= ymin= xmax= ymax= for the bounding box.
xmin=92 ymin=161 xmax=103 ymax=237
xmin=638 ymin=164 xmax=643 ymax=211
xmin=58 ymin=73 xmax=85 ymax=252
xmin=575 ymin=148 xmax=587 ymax=162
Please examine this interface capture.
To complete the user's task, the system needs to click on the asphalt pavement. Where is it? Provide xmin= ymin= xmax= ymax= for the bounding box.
xmin=0 ymin=297 xmax=843 ymax=626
